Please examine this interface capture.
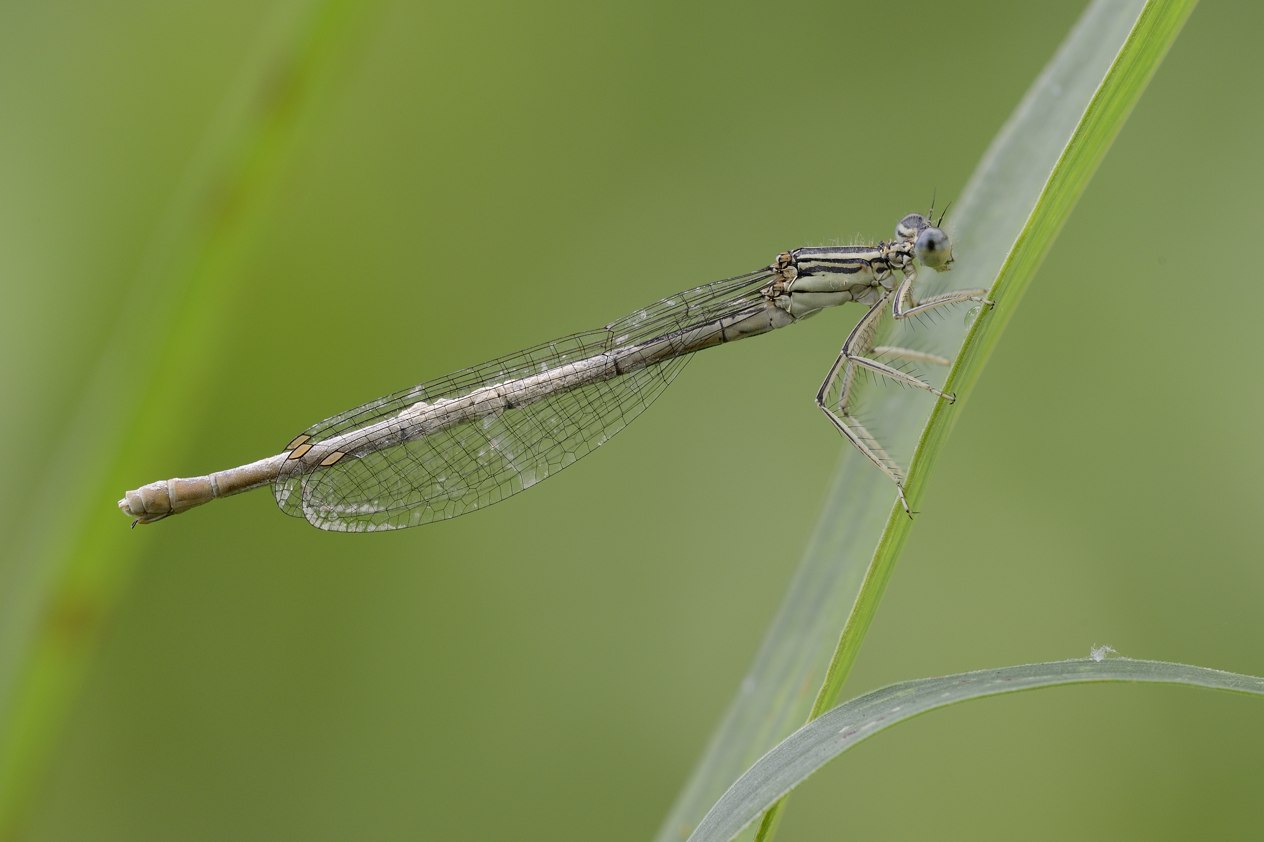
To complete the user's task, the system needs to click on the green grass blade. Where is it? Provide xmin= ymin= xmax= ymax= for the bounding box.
xmin=0 ymin=3 xmax=372 ymax=837
xmin=803 ymin=0 xmax=1199 ymax=738
xmin=657 ymin=1 xmax=1197 ymax=839
xmin=755 ymin=1 xmax=1197 ymax=838
xmin=689 ymin=658 xmax=1264 ymax=842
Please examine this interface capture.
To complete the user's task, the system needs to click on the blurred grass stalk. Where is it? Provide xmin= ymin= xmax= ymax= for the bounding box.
xmin=0 ymin=2 xmax=372 ymax=837
xmin=653 ymin=1 xmax=1198 ymax=840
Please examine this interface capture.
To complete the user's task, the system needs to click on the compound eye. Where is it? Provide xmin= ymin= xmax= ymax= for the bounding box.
xmin=895 ymin=213 xmax=928 ymax=241
xmin=915 ymin=226 xmax=954 ymax=270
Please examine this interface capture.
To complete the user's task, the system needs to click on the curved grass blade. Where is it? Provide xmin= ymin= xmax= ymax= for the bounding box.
xmin=689 ymin=658 xmax=1264 ymax=842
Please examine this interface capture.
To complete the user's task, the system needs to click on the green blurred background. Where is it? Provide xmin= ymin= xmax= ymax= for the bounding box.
xmin=2 ymin=1 xmax=1261 ymax=839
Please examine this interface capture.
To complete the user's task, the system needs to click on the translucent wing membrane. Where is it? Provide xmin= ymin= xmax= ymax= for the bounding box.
xmin=273 ymin=268 xmax=772 ymax=531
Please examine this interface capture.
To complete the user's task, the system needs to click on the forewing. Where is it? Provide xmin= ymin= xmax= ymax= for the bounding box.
xmin=273 ymin=268 xmax=772 ymax=531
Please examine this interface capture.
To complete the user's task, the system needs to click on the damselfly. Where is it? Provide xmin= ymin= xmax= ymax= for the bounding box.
xmin=119 ymin=212 xmax=989 ymax=532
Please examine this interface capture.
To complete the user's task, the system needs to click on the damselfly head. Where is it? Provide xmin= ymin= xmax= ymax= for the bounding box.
xmin=914 ymin=225 xmax=954 ymax=272
xmin=895 ymin=213 xmax=954 ymax=270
